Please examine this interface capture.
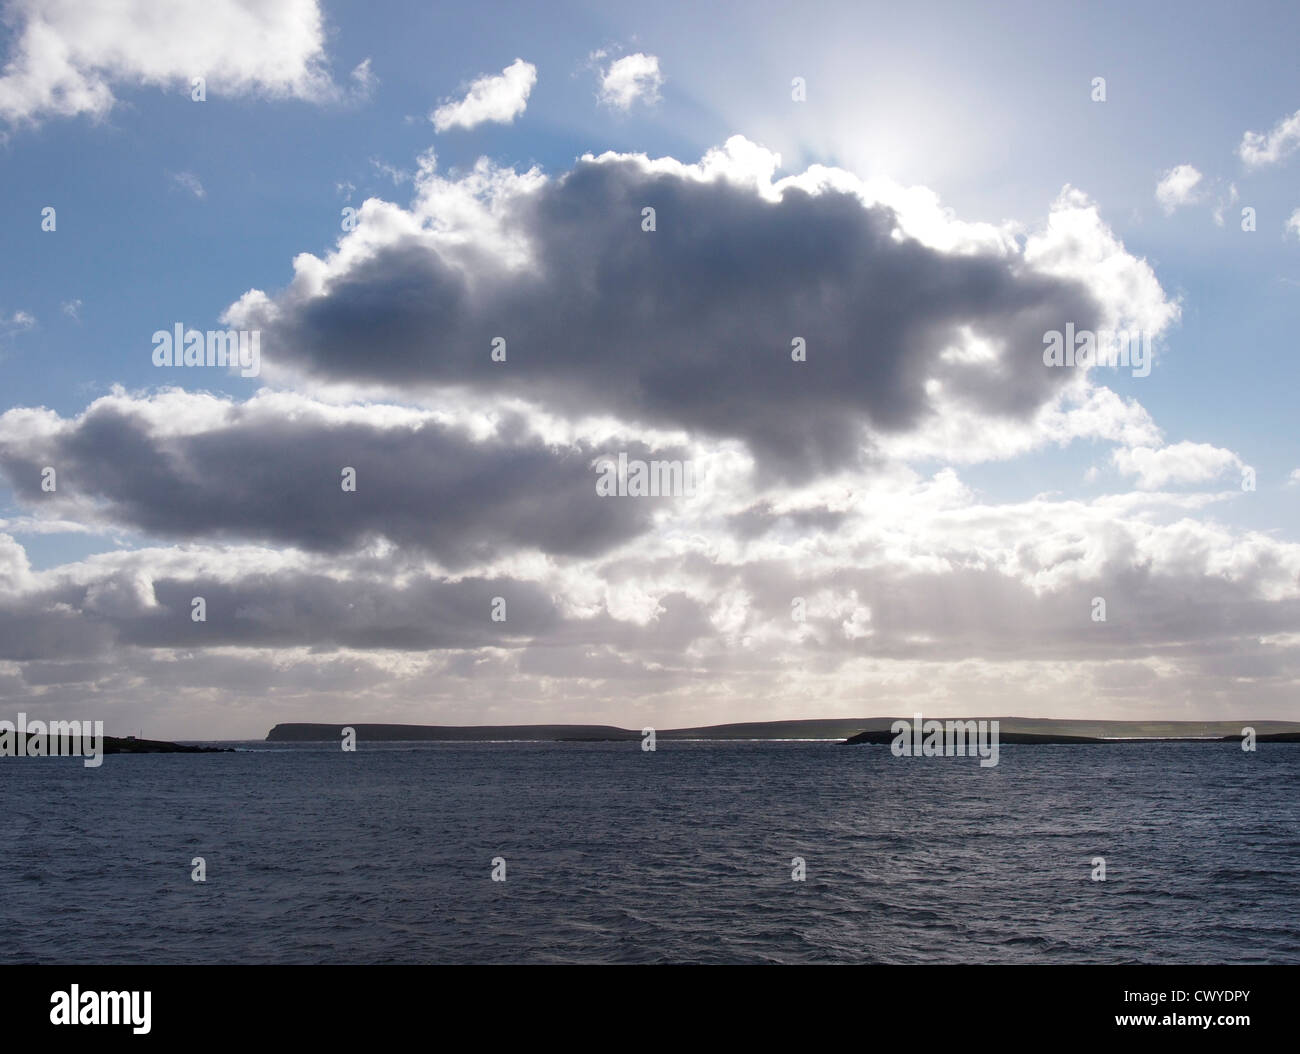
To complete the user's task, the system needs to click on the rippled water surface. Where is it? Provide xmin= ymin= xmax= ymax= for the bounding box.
xmin=3 ymin=741 xmax=1298 ymax=963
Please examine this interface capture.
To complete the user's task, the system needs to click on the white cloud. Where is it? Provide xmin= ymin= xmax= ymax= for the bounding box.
xmin=1212 ymin=182 xmax=1239 ymax=228
xmin=1286 ymin=208 xmax=1300 ymax=240
xmin=876 ymin=384 xmax=1162 ymax=466
xmin=1024 ymin=185 xmax=1181 ymax=337
xmin=1287 ymin=468 xmax=1300 ymax=486
xmin=0 ymin=310 xmax=36 ymax=354
xmin=597 ymin=52 xmax=663 ymax=110
xmin=169 ymin=171 xmax=205 ymax=198
xmin=350 ymin=57 xmax=376 ymax=98
xmin=1239 ymin=108 xmax=1300 ymax=168
xmin=370 ymin=157 xmax=411 ymax=185
xmin=1155 ymin=164 xmax=1203 ymax=214
xmin=431 ymin=58 xmax=536 ymax=132
xmin=60 ymin=298 xmax=81 ymax=319
xmin=0 ymin=0 xmax=338 ymax=126
xmin=1111 ymin=442 xmax=1244 ymax=490
xmin=0 ymin=532 xmax=33 ymax=592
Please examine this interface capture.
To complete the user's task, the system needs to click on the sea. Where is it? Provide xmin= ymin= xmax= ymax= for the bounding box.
xmin=3 ymin=741 xmax=1298 ymax=964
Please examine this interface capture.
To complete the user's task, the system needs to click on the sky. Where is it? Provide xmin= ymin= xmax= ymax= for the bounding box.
xmin=0 ymin=0 xmax=1298 ymax=739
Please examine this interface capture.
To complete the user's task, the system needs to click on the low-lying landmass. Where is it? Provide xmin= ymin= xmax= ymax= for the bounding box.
xmin=10 ymin=734 xmax=235 ymax=755
xmin=266 ymin=718 xmax=1300 ymax=744
xmin=267 ymin=719 xmax=886 ymax=742
xmin=100 ymin=736 xmax=235 ymax=754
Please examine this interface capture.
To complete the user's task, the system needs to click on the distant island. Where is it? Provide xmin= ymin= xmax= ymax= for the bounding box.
xmin=5 ymin=734 xmax=234 ymax=755
xmin=98 ymin=736 xmax=235 ymax=754
xmin=266 ymin=718 xmax=1300 ymax=744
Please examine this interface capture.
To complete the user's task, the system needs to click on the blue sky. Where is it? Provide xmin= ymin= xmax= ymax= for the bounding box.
xmin=0 ymin=0 xmax=1297 ymax=736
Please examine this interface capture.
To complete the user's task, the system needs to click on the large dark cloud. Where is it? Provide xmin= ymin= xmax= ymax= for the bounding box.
xmin=0 ymin=569 xmax=562 ymax=660
xmin=242 ymin=157 xmax=1104 ymax=477
xmin=0 ymin=562 xmax=718 ymax=664
xmin=0 ymin=401 xmax=685 ymax=564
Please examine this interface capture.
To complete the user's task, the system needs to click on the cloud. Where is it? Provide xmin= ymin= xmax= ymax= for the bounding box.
xmin=60 ymin=298 xmax=82 ymax=320
xmin=169 ymin=170 xmax=206 ymax=198
xmin=1239 ymin=108 xmax=1300 ymax=168
xmin=349 ymin=57 xmax=376 ymax=98
xmin=0 ymin=0 xmax=339 ymax=127
xmin=3 ymin=466 xmax=1300 ymax=734
xmin=221 ymin=138 xmax=1184 ymax=479
xmin=431 ymin=58 xmax=536 ymax=132
xmin=5 ymin=122 xmax=1276 ymax=735
xmin=1111 ymin=442 xmax=1245 ymax=490
xmin=1287 ymin=208 xmax=1300 ymax=240
xmin=1212 ymin=182 xmax=1239 ymax=228
xmin=1 ymin=310 xmax=36 ymax=344
xmin=1155 ymin=164 xmax=1203 ymax=214
xmin=369 ymin=157 xmax=411 ymax=185
xmin=597 ymin=52 xmax=663 ymax=109
xmin=0 ymin=389 xmax=685 ymax=567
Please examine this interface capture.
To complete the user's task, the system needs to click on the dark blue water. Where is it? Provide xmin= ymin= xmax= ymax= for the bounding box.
xmin=2 ymin=741 xmax=1298 ymax=963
